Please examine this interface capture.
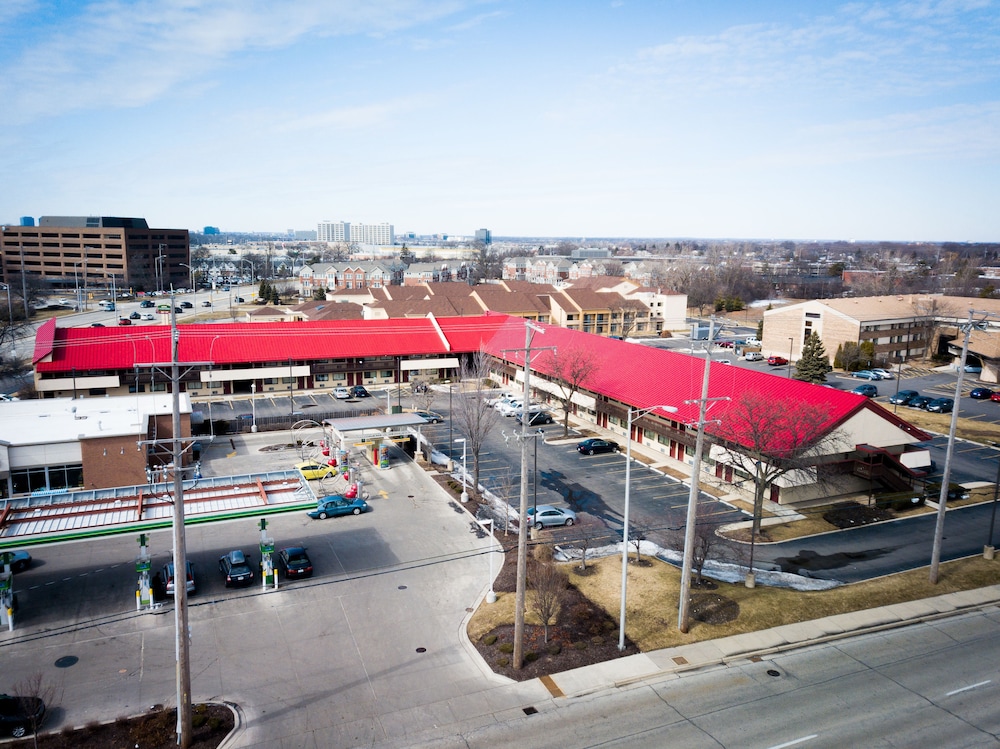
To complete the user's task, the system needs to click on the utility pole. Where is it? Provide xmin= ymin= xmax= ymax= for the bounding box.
xmin=504 ymin=320 xmax=555 ymax=670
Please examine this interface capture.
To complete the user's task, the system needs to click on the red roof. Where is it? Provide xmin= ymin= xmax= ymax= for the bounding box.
xmin=478 ymin=318 xmax=930 ymax=450
xmin=34 ymin=314 xmax=929 ymax=451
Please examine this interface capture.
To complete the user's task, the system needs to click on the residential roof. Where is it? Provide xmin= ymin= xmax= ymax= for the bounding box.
xmin=773 ymin=295 xmax=1000 ymax=323
xmin=479 ymin=317 xmax=929 ymax=450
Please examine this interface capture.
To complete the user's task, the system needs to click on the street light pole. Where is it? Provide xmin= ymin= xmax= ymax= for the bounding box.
xmin=619 ymin=403 xmax=676 ymax=651
xmin=250 ymin=382 xmax=257 ymax=433
xmin=480 ymin=518 xmax=497 ymax=604
xmin=455 ymin=437 xmax=468 ymax=503
xmin=787 ymin=337 xmax=793 ymax=378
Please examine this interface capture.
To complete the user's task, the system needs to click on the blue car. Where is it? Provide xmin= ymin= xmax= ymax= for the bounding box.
xmin=852 ymin=370 xmax=881 ymax=380
xmin=852 ymin=384 xmax=878 ymax=398
xmin=926 ymin=398 xmax=954 ymax=414
xmin=308 ymin=494 xmax=369 ymax=519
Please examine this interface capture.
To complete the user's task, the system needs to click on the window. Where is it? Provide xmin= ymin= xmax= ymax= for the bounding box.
xmin=315 ymin=374 xmax=329 ymax=382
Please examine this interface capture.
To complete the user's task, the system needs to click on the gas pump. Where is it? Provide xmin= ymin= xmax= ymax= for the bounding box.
xmin=0 ymin=551 xmax=15 ymax=631
xmin=136 ymin=533 xmax=152 ymax=610
xmin=259 ymin=519 xmax=276 ymax=589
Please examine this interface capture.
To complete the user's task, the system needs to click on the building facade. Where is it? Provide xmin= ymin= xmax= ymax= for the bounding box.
xmin=0 ymin=216 xmax=190 ymax=295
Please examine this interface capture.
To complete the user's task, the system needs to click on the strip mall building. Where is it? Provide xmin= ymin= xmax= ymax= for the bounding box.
xmin=23 ymin=314 xmax=931 ymax=505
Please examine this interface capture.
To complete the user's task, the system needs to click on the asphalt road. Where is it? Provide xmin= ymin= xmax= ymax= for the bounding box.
xmin=415 ymin=608 xmax=1000 ymax=749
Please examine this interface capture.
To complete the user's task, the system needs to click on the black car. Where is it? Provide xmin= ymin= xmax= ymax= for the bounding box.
xmin=129 ymin=311 xmax=141 ymax=319
xmin=219 ymin=549 xmax=254 ymax=587
xmin=926 ymin=397 xmax=954 ymax=413
xmin=350 ymin=385 xmax=371 ymax=398
xmin=516 ymin=411 xmax=554 ymax=426
xmin=577 ymin=438 xmax=619 ymax=455
xmin=909 ymin=395 xmax=934 ymax=410
xmin=888 ymin=389 xmax=919 ymax=405
xmin=180 ymin=301 xmax=194 ymax=308
xmin=970 ymin=387 xmax=994 ymax=400
xmin=0 ymin=693 xmax=45 ymax=738
xmin=139 ymin=300 xmax=155 ymax=308
xmin=277 ymin=547 xmax=313 ymax=579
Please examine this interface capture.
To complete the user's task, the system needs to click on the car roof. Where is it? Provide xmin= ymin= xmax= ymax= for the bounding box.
xmin=227 ymin=550 xmax=246 ymax=563
xmin=532 ymin=504 xmax=560 ymax=512
xmin=282 ymin=546 xmax=307 ymax=555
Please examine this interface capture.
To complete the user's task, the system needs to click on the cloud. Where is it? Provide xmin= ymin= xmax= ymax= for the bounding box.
xmin=0 ymin=0 xmax=472 ymax=125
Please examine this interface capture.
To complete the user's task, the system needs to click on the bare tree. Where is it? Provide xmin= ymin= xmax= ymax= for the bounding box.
xmin=548 ymin=346 xmax=599 ymax=438
xmin=451 ymin=347 xmax=503 ymax=494
xmin=529 ymin=546 xmax=565 ymax=643
xmin=712 ymin=392 xmax=846 ymax=538
xmin=627 ymin=520 xmax=649 ymax=563
xmin=13 ymin=671 xmax=61 ymax=745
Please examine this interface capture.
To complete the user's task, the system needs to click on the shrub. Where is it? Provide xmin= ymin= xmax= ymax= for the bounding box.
xmin=481 ymin=634 xmax=498 ymax=646
xmin=498 ymin=643 xmax=514 ymax=654
xmin=497 ymin=657 xmax=510 ymax=667
xmin=573 ymin=641 xmax=588 ymax=650
xmin=591 ymin=636 xmax=605 ymax=645
xmin=546 ymin=643 xmax=562 ymax=656
xmin=524 ymin=652 xmax=539 ymax=663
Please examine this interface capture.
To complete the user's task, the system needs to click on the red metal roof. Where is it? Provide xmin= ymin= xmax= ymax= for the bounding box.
xmin=479 ymin=319 xmax=930 ymax=449
xmin=35 ymin=315 xmax=512 ymax=373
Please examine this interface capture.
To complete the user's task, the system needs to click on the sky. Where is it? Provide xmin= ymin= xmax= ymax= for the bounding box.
xmin=1 ymin=1 xmax=997 ymax=242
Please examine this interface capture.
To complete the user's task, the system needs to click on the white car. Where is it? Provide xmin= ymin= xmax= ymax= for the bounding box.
xmin=141 ymin=313 xmax=155 ymax=320
xmin=870 ymin=368 xmax=895 ymax=379
xmin=334 ymin=387 xmax=350 ymax=399
xmin=500 ymin=400 xmax=535 ymax=417
xmin=488 ymin=392 xmax=518 ymax=408
xmin=743 ymin=352 xmax=764 ymax=362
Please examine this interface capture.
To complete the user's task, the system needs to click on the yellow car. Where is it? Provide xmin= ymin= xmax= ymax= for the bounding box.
xmin=295 ymin=460 xmax=336 ymax=480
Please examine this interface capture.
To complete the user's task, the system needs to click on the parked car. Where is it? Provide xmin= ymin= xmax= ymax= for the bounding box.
xmin=158 ymin=560 xmax=196 ymax=596
xmin=969 ymin=387 xmax=994 ymax=400
xmin=2 ymin=550 xmax=32 ymax=573
xmin=964 ymin=364 xmax=983 ymax=374
xmin=991 ymin=392 xmax=1000 ymax=403
xmin=516 ymin=410 xmax=554 ymax=426
xmin=888 ymin=389 xmax=919 ymax=405
xmin=412 ymin=410 xmax=444 ymax=423
xmin=926 ymin=397 xmax=954 ymax=413
xmin=743 ymin=351 xmax=764 ymax=362
xmin=129 ymin=311 xmax=141 ymax=320
xmin=908 ymin=395 xmax=934 ymax=409
xmin=744 ymin=336 xmax=760 ymax=345
xmin=350 ymin=385 xmax=370 ymax=398
xmin=333 ymin=386 xmax=350 ymax=399
xmin=488 ymin=392 xmax=518 ymax=408
xmin=526 ymin=504 xmax=577 ymax=529
xmin=295 ymin=460 xmax=336 ymax=480
xmin=218 ymin=550 xmax=254 ymax=587
xmin=852 ymin=370 xmax=881 ymax=380
xmin=0 ymin=692 xmax=46 ymax=738
xmin=851 ymin=384 xmax=878 ymax=398
xmin=870 ymin=368 xmax=895 ymax=379
xmin=767 ymin=356 xmax=788 ymax=366
xmin=498 ymin=400 xmax=530 ymax=416
xmin=717 ymin=340 xmax=734 ymax=348
xmin=307 ymin=494 xmax=369 ymax=519
xmin=577 ymin=438 xmax=619 ymax=455
xmin=277 ymin=547 xmax=313 ymax=579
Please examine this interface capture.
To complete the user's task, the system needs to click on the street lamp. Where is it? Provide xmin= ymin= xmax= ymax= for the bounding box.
xmin=619 ymin=403 xmax=677 ymax=651
xmin=179 ymin=263 xmax=194 ymax=309
xmin=250 ymin=382 xmax=258 ymax=433
xmin=455 ymin=437 xmax=469 ymax=503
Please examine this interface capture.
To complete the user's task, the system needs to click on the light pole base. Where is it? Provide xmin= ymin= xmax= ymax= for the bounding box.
xmin=984 ymin=545 xmax=996 ymax=560
xmin=744 ymin=572 xmax=756 ymax=589
xmin=486 ymin=590 xmax=496 ymax=604
xmin=447 ymin=459 xmax=454 ymax=472
xmin=251 ymin=425 xmax=257 ymax=433
xmin=460 ymin=491 xmax=469 ymax=503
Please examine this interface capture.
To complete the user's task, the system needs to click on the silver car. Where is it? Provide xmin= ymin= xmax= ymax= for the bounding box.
xmin=527 ymin=504 xmax=577 ymax=528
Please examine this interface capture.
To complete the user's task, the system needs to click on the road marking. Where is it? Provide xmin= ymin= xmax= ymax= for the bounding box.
xmin=946 ymin=680 xmax=991 ymax=696
xmin=768 ymin=736 xmax=818 ymax=749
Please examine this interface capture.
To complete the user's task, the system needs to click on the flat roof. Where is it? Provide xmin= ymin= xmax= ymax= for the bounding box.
xmin=0 ymin=393 xmax=193 ymax=444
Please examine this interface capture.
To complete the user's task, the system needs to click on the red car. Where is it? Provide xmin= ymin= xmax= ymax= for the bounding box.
xmin=991 ymin=392 xmax=1000 ymax=403
xmin=767 ymin=356 xmax=788 ymax=366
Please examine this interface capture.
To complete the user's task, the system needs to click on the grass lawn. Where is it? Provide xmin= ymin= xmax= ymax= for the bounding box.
xmin=468 ymin=553 xmax=1000 ymax=656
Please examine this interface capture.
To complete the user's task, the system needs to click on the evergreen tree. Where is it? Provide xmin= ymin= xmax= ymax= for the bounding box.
xmin=794 ymin=333 xmax=833 ymax=383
